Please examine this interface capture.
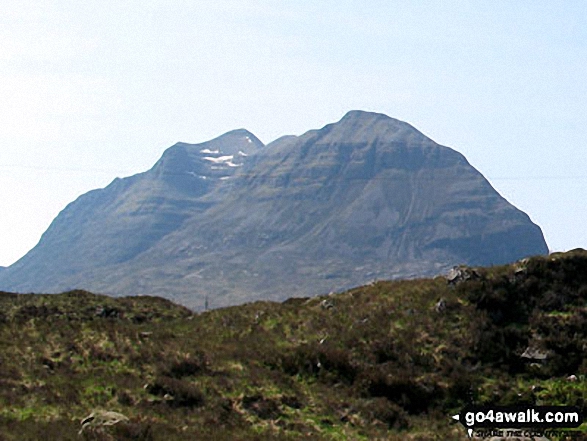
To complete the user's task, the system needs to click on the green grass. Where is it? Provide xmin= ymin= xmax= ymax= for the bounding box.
xmin=0 ymin=250 xmax=586 ymax=439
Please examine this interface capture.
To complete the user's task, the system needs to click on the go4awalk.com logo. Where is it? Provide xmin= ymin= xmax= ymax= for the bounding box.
xmin=451 ymin=406 xmax=583 ymax=438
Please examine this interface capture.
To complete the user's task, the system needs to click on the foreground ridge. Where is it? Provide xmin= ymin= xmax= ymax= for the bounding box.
xmin=0 ymin=250 xmax=585 ymax=439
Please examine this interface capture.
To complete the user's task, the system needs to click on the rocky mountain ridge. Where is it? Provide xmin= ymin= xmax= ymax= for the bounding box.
xmin=0 ymin=111 xmax=548 ymax=308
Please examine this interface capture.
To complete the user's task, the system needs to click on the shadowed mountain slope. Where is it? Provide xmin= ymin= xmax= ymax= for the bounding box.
xmin=0 ymin=111 xmax=547 ymax=308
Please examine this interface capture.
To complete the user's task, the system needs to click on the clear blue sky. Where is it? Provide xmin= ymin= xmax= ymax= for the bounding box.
xmin=1 ymin=0 xmax=586 ymax=266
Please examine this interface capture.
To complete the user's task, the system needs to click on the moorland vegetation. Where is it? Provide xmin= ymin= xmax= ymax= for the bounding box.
xmin=0 ymin=250 xmax=586 ymax=440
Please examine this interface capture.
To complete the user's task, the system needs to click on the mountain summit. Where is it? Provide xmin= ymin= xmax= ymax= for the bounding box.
xmin=0 ymin=111 xmax=548 ymax=308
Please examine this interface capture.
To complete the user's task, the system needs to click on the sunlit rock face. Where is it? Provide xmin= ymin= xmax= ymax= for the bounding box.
xmin=0 ymin=111 xmax=548 ymax=308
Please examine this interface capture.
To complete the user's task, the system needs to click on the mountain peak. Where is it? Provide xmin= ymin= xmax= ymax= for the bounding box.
xmin=338 ymin=110 xmax=418 ymax=129
xmin=340 ymin=109 xmax=392 ymax=122
xmin=198 ymin=129 xmax=264 ymax=155
xmin=223 ymin=128 xmax=257 ymax=137
xmin=0 ymin=113 xmax=548 ymax=308
xmin=169 ymin=129 xmax=264 ymax=159
xmin=307 ymin=110 xmax=426 ymax=146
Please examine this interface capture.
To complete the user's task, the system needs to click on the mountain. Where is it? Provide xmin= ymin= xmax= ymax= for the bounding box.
xmin=0 ymin=129 xmax=263 ymax=301
xmin=0 ymin=111 xmax=548 ymax=308
xmin=1 ymin=250 xmax=586 ymax=439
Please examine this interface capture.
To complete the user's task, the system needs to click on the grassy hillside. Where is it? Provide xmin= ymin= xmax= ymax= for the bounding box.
xmin=0 ymin=250 xmax=586 ymax=440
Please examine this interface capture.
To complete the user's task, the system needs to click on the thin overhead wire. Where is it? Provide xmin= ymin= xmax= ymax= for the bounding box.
xmin=0 ymin=163 xmax=586 ymax=182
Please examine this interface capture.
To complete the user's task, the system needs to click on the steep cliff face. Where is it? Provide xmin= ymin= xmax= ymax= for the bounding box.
xmin=0 ymin=111 xmax=548 ymax=308
xmin=197 ymin=110 xmax=543 ymax=267
xmin=0 ymin=130 xmax=263 ymax=293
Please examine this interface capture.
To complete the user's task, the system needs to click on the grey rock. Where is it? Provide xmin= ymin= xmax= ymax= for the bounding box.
xmin=0 ymin=111 xmax=548 ymax=308
xmin=445 ymin=266 xmax=481 ymax=285
xmin=435 ymin=298 xmax=447 ymax=313
xmin=79 ymin=410 xmax=129 ymax=434
xmin=320 ymin=300 xmax=335 ymax=310
xmin=521 ymin=346 xmax=550 ymax=361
